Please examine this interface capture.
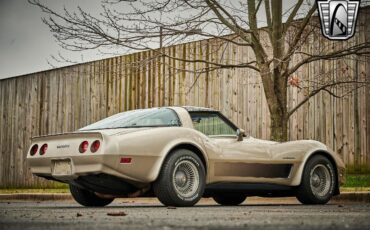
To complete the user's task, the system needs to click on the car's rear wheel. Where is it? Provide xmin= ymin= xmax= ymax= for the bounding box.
xmin=153 ymin=149 xmax=206 ymax=207
xmin=213 ymin=193 xmax=247 ymax=206
xmin=296 ymin=155 xmax=336 ymax=204
xmin=69 ymin=184 xmax=114 ymax=207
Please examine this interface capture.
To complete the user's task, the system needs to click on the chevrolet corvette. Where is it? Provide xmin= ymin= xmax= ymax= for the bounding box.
xmin=27 ymin=106 xmax=345 ymax=207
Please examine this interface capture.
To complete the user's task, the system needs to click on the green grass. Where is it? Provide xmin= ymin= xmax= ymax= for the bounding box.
xmin=0 ymin=181 xmax=69 ymax=190
xmin=343 ymin=174 xmax=370 ymax=188
xmin=0 ymin=188 xmax=69 ymax=194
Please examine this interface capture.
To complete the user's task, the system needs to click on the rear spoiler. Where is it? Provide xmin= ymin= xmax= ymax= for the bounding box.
xmin=31 ymin=132 xmax=103 ymax=141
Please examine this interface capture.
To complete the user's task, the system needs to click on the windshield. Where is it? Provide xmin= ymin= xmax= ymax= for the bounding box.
xmin=80 ymin=108 xmax=181 ymax=131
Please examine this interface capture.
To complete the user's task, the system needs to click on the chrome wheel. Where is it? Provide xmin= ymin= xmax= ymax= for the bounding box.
xmin=310 ymin=164 xmax=331 ymax=197
xmin=154 ymin=149 xmax=205 ymax=206
xmin=172 ymin=160 xmax=200 ymax=198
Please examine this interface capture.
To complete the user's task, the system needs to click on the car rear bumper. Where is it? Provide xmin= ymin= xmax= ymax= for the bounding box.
xmin=27 ymin=153 xmax=162 ymax=184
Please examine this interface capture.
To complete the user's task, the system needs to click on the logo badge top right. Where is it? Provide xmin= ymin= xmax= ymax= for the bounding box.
xmin=316 ymin=0 xmax=360 ymax=40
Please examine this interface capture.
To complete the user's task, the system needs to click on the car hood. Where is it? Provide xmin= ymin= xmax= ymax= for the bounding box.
xmin=245 ymin=137 xmax=332 ymax=161
xmin=244 ymin=136 xmax=278 ymax=145
xmin=279 ymin=139 xmax=327 ymax=149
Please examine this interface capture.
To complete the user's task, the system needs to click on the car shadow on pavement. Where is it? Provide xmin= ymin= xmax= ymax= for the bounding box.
xmin=32 ymin=203 xmax=338 ymax=209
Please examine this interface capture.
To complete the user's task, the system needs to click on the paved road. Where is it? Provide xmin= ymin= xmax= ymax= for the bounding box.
xmin=0 ymin=197 xmax=369 ymax=230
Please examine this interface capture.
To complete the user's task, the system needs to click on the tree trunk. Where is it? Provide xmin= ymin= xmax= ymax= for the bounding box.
xmin=258 ymin=65 xmax=289 ymax=142
xmin=261 ymin=80 xmax=289 ymax=142
xmin=270 ymin=0 xmax=287 ymax=142
xmin=270 ymin=107 xmax=288 ymax=142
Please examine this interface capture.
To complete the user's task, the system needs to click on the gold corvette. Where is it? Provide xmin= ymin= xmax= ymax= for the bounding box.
xmin=27 ymin=106 xmax=345 ymax=207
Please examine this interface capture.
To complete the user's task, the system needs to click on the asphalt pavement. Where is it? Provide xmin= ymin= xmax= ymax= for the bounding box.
xmin=0 ymin=197 xmax=369 ymax=230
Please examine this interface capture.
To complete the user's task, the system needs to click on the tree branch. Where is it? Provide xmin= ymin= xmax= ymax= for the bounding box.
xmin=286 ymin=42 xmax=370 ymax=77
xmin=287 ymin=80 xmax=368 ymax=117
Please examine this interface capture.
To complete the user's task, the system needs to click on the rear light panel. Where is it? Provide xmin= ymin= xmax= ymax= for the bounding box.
xmin=30 ymin=139 xmax=102 ymax=156
xmin=30 ymin=144 xmax=38 ymax=156
xmin=91 ymin=140 xmax=100 ymax=153
xmin=79 ymin=141 xmax=89 ymax=153
xmin=40 ymin=144 xmax=48 ymax=155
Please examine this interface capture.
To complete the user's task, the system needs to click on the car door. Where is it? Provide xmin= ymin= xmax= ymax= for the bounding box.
xmin=189 ymin=111 xmax=290 ymax=183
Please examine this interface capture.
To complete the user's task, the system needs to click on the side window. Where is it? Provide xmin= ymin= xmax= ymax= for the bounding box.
xmin=190 ymin=112 xmax=236 ymax=136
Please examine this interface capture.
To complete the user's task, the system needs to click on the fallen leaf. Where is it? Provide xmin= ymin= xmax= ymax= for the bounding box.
xmin=76 ymin=213 xmax=83 ymax=217
xmin=107 ymin=211 xmax=127 ymax=216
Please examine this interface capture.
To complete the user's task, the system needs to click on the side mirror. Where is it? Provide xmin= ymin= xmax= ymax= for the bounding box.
xmin=236 ymin=129 xmax=245 ymax=141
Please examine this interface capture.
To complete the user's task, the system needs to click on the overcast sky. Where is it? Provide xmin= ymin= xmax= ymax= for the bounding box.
xmin=0 ymin=0 xmax=315 ymax=80
xmin=0 ymin=0 xmax=117 ymax=80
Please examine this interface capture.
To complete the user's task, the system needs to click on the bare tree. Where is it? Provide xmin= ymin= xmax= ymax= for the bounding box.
xmin=29 ymin=0 xmax=370 ymax=141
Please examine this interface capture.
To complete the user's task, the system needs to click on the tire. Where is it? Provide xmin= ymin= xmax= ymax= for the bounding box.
xmin=69 ymin=184 xmax=114 ymax=207
xmin=296 ymin=155 xmax=336 ymax=205
xmin=153 ymin=149 xmax=206 ymax=207
xmin=213 ymin=193 xmax=247 ymax=206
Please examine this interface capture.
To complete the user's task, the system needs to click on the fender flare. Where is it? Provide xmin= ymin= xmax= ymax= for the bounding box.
xmin=291 ymin=148 xmax=339 ymax=187
xmin=151 ymin=139 xmax=208 ymax=182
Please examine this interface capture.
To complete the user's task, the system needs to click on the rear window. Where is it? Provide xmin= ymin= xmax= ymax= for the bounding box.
xmin=80 ymin=108 xmax=181 ymax=130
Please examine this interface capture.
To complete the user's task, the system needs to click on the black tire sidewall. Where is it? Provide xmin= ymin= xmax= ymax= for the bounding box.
xmin=154 ymin=149 xmax=206 ymax=206
xmin=299 ymin=155 xmax=336 ymax=204
xmin=171 ymin=153 xmax=204 ymax=202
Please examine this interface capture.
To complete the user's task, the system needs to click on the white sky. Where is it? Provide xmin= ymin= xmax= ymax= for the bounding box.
xmin=0 ymin=0 xmax=118 ymax=79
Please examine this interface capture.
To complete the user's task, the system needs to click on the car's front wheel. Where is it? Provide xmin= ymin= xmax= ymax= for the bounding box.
xmin=296 ymin=155 xmax=336 ymax=204
xmin=213 ymin=193 xmax=247 ymax=206
xmin=153 ymin=149 xmax=206 ymax=207
xmin=69 ymin=184 xmax=114 ymax=207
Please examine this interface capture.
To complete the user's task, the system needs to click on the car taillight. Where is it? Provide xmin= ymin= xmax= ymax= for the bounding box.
xmin=30 ymin=144 xmax=38 ymax=156
xmin=120 ymin=157 xmax=132 ymax=164
xmin=40 ymin=144 xmax=48 ymax=155
xmin=79 ymin=141 xmax=89 ymax=153
xmin=91 ymin=140 xmax=100 ymax=153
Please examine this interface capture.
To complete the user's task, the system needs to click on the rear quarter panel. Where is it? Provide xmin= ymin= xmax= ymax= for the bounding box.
xmin=111 ymin=127 xmax=208 ymax=183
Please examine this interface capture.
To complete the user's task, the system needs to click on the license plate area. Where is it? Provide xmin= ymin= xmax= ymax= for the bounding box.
xmin=52 ymin=159 xmax=72 ymax=176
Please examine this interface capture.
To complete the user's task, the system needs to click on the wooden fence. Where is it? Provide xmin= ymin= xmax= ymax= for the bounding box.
xmin=0 ymin=10 xmax=369 ymax=187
